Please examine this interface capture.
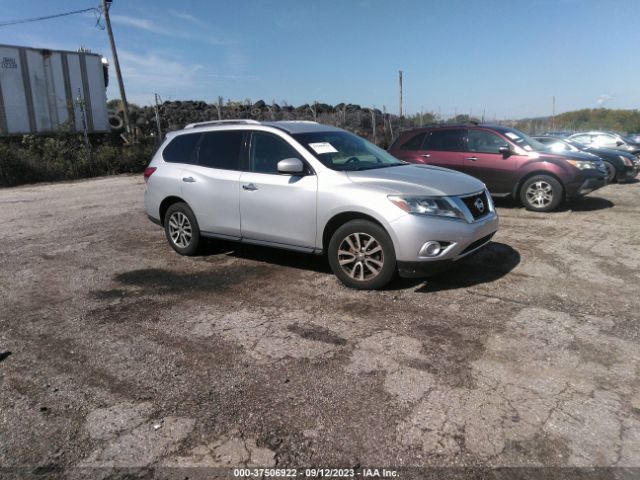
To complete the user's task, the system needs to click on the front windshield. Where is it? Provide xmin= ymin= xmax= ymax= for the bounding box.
xmin=497 ymin=127 xmax=547 ymax=152
xmin=293 ymin=131 xmax=406 ymax=171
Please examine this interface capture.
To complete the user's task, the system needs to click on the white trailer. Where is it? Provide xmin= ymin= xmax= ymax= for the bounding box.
xmin=0 ymin=44 xmax=109 ymax=135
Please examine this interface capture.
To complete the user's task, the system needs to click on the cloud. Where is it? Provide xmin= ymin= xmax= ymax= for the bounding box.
xmin=112 ymin=50 xmax=204 ymax=104
xmin=110 ymin=15 xmax=162 ymax=33
xmin=596 ymin=94 xmax=612 ymax=106
xmin=169 ymin=10 xmax=206 ymax=27
xmin=110 ymin=13 xmax=229 ymax=46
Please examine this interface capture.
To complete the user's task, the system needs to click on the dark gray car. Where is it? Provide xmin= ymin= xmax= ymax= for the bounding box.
xmin=534 ymin=136 xmax=639 ymax=183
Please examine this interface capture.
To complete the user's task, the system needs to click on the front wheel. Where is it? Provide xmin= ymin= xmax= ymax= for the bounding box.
xmin=164 ymin=202 xmax=201 ymax=255
xmin=603 ymin=161 xmax=617 ymax=183
xmin=520 ymin=175 xmax=563 ymax=212
xmin=327 ymin=220 xmax=396 ymax=290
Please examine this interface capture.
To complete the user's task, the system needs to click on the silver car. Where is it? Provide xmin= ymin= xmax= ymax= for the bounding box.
xmin=144 ymin=120 xmax=498 ymax=289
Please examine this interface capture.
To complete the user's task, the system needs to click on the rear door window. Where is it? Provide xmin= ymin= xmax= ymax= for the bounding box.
xmin=197 ymin=131 xmax=245 ymax=171
xmin=162 ymin=133 xmax=201 ymax=164
xmin=424 ymin=129 xmax=466 ymax=151
xmin=570 ymin=134 xmax=592 ymax=145
xmin=593 ymin=134 xmax=618 ymax=148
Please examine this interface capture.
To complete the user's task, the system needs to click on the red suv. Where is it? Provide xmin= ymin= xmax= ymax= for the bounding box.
xmin=389 ymin=124 xmax=608 ymax=212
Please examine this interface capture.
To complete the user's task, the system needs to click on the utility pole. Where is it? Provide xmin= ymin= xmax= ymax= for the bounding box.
xmin=552 ymin=96 xmax=556 ymax=130
xmin=102 ymin=0 xmax=132 ymax=137
xmin=398 ymin=70 xmax=403 ymax=120
xmin=371 ymin=107 xmax=377 ymax=145
xmin=154 ymin=93 xmax=162 ymax=145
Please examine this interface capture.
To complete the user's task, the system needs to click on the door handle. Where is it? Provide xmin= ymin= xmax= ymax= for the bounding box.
xmin=420 ymin=154 xmax=430 ymax=158
xmin=466 ymin=157 xmax=478 ymax=161
xmin=182 ymin=176 xmax=196 ymax=183
xmin=242 ymin=183 xmax=258 ymax=191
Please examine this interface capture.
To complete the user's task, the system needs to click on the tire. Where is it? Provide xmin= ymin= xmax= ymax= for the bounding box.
xmin=164 ymin=202 xmax=201 ymax=255
xmin=603 ymin=161 xmax=617 ymax=183
xmin=520 ymin=175 xmax=564 ymax=212
xmin=327 ymin=220 xmax=396 ymax=290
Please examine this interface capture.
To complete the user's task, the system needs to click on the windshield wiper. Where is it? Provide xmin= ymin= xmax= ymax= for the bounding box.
xmin=356 ymin=163 xmax=406 ymax=170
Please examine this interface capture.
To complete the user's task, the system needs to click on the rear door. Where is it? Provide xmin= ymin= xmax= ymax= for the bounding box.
xmin=420 ymin=128 xmax=466 ymax=171
xmin=239 ymin=131 xmax=317 ymax=249
xmin=463 ymin=129 xmax=517 ymax=194
xmin=179 ymin=130 xmax=245 ymax=237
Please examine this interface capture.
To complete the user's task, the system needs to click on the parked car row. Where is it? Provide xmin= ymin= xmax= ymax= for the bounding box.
xmin=388 ymin=123 xmax=610 ymax=212
xmin=533 ymin=136 xmax=639 ymax=183
xmin=143 ymin=120 xmax=635 ymax=290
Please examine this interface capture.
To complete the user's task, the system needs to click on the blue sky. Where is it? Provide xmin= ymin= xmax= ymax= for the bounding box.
xmin=1 ymin=0 xmax=638 ymax=118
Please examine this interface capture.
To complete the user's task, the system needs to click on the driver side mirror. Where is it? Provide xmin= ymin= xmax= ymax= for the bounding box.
xmin=277 ymin=158 xmax=305 ymax=175
xmin=498 ymin=145 xmax=511 ymax=158
xmin=616 ymin=140 xmax=624 ymax=146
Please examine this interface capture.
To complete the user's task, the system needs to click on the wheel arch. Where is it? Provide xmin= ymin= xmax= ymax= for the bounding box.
xmin=512 ymin=170 xmax=566 ymax=200
xmin=321 ymin=211 xmax=388 ymax=254
xmin=159 ymin=196 xmax=188 ymax=226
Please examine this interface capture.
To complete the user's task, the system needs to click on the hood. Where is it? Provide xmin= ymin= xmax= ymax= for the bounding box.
xmin=346 ymin=164 xmax=485 ymax=197
xmin=583 ymin=146 xmax=635 ymax=160
xmin=540 ymin=150 xmax=602 ymax=162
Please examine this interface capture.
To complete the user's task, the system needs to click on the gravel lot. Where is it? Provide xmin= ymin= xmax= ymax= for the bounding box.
xmin=1 ymin=175 xmax=639 ymax=478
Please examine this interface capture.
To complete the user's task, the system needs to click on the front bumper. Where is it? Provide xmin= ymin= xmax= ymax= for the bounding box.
xmin=565 ymin=170 xmax=607 ymax=198
xmin=397 ymin=231 xmax=495 ymax=278
xmin=388 ymin=211 xmax=499 ymax=278
xmin=617 ymin=165 xmax=639 ymax=181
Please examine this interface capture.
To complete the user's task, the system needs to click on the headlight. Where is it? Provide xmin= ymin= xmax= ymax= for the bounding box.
xmin=566 ymin=159 xmax=596 ymax=170
xmin=388 ymin=195 xmax=466 ymax=220
xmin=619 ymin=155 xmax=633 ymax=166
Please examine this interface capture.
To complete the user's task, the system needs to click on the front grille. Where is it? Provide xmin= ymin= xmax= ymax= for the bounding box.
xmin=460 ymin=191 xmax=490 ymax=220
xmin=460 ymin=232 xmax=495 ymax=256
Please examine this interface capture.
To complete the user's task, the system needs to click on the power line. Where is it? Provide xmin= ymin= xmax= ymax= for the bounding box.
xmin=0 ymin=7 xmax=99 ymax=28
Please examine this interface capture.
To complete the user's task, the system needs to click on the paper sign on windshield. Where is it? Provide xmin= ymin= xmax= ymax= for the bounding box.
xmin=309 ymin=142 xmax=338 ymax=154
xmin=504 ymin=132 xmax=520 ymax=140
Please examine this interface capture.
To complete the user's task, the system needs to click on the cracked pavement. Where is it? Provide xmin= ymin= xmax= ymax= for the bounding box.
xmin=0 ymin=175 xmax=639 ymax=477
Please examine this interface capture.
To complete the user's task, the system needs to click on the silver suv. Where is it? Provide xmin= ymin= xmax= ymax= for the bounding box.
xmin=144 ymin=120 xmax=499 ymax=289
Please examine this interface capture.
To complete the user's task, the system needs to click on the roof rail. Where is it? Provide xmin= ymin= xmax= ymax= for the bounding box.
xmin=271 ymin=120 xmax=319 ymax=124
xmin=184 ymin=119 xmax=261 ymax=129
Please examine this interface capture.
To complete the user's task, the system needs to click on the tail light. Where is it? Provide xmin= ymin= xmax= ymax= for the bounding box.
xmin=143 ymin=167 xmax=157 ymax=183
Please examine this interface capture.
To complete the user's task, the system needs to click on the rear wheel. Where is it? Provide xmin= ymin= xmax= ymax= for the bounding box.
xmin=520 ymin=175 xmax=563 ymax=212
xmin=164 ymin=202 xmax=201 ymax=255
xmin=603 ymin=161 xmax=617 ymax=183
xmin=328 ymin=220 xmax=396 ymax=290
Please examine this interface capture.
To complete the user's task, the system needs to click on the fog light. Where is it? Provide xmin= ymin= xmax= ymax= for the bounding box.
xmin=420 ymin=241 xmax=442 ymax=257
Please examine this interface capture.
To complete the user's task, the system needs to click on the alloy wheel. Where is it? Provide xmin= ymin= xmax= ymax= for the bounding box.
xmin=337 ymin=232 xmax=384 ymax=281
xmin=525 ymin=181 xmax=553 ymax=208
xmin=168 ymin=211 xmax=192 ymax=248
xmin=605 ymin=163 xmax=616 ymax=182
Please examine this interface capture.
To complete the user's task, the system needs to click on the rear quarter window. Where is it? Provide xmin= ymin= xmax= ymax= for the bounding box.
xmin=400 ymin=132 xmax=427 ymax=150
xmin=162 ymin=133 xmax=201 ymax=164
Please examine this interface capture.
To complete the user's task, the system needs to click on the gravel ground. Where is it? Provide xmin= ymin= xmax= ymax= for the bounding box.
xmin=0 ymin=175 xmax=639 ymax=479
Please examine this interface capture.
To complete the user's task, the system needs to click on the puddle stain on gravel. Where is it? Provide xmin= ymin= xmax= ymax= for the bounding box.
xmin=287 ymin=324 xmax=347 ymax=346
xmin=113 ymin=267 xmax=269 ymax=295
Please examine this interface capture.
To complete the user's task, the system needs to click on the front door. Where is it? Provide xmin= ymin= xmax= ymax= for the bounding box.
xmin=239 ymin=131 xmax=317 ymax=249
xmin=463 ymin=129 xmax=516 ymax=194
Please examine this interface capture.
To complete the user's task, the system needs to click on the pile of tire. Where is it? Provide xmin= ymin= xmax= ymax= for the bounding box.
xmin=109 ymin=99 xmax=399 ymax=147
